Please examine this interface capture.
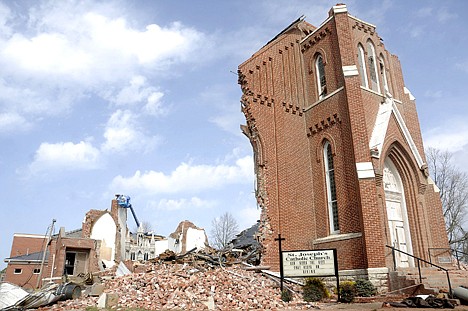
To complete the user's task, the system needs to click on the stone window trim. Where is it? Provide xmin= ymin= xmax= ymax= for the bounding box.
xmin=313 ymin=232 xmax=362 ymax=245
xmin=14 ymin=268 xmax=22 ymax=274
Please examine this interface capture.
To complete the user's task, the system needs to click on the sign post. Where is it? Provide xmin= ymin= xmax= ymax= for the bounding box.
xmin=274 ymin=234 xmax=285 ymax=292
xmin=281 ymin=249 xmax=339 ymax=301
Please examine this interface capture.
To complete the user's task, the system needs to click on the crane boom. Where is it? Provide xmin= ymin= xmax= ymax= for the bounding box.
xmin=116 ymin=194 xmax=140 ymax=228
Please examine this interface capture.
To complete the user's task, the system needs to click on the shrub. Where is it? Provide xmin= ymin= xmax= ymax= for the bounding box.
xmin=303 ymin=277 xmax=329 ymax=302
xmin=339 ymin=281 xmax=356 ymax=303
xmin=355 ymin=279 xmax=377 ymax=297
xmin=281 ymin=289 xmax=293 ymax=302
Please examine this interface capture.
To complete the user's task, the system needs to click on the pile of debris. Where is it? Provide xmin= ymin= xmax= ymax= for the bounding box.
xmin=36 ymin=259 xmax=307 ymax=310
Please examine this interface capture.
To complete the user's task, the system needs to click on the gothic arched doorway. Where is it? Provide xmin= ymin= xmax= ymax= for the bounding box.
xmin=384 ymin=158 xmax=414 ymax=267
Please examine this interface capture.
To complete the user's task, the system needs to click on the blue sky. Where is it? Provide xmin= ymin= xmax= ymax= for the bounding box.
xmin=1 ymin=1 xmax=467 ymax=269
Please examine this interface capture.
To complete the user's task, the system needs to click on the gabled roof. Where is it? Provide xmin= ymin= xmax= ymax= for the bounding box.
xmin=264 ymin=16 xmax=305 ymax=47
xmin=4 ymin=251 xmax=48 ymax=263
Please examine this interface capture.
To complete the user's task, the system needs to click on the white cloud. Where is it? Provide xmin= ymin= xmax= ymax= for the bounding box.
xmin=111 ymin=155 xmax=254 ymax=195
xmin=416 ymin=7 xmax=432 ymax=18
xmin=456 ymin=60 xmax=468 ymax=74
xmin=107 ymin=75 xmax=167 ymax=116
xmin=424 ymin=90 xmax=443 ymax=99
xmin=144 ymin=92 xmax=166 ymax=116
xmin=101 ymin=109 xmax=160 ymax=153
xmin=436 ymin=7 xmax=457 ymax=23
xmin=200 ymin=85 xmax=244 ymax=135
xmin=29 ymin=140 xmax=101 ymax=173
xmin=0 ymin=0 xmax=206 ymax=131
xmin=150 ymin=197 xmax=215 ymax=211
xmin=237 ymin=205 xmax=260 ymax=231
xmin=0 ymin=112 xmax=32 ymax=134
xmin=424 ymin=123 xmax=468 ymax=152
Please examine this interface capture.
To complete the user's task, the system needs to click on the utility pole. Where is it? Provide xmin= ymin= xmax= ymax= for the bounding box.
xmin=36 ymin=219 xmax=56 ymax=289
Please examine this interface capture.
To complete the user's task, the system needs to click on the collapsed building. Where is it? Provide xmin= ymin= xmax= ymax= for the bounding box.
xmin=3 ymin=195 xmax=208 ymax=288
xmin=238 ymin=4 xmax=449 ymax=290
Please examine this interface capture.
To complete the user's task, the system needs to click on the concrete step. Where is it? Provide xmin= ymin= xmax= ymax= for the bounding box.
xmin=391 ymin=267 xmax=468 ymax=294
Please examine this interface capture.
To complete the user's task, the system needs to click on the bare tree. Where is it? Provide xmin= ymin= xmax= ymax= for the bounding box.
xmin=426 ymin=148 xmax=468 ymax=252
xmin=210 ymin=212 xmax=239 ymax=250
xmin=133 ymin=221 xmax=153 ymax=233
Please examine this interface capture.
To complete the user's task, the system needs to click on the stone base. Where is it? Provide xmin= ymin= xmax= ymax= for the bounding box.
xmin=320 ymin=267 xmax=389 ymax=293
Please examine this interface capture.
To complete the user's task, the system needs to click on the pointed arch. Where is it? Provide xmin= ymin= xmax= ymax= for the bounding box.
xmin=323 ymin=139 xmax=339 ymax=234
xmin=367 ymin=40 xmax=380 ymax=93
xmin=382 ymin=141 xmax=428 ymax=261
xmin=357 ymin=43 xmax=368 ymax=88
xmin=315 ymin=53 xmax=327 ymax=99
xmin=379 ymin=54 xmax=390 ymax=94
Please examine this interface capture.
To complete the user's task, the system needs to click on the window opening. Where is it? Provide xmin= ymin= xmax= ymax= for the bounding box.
xmin=315 ymin=55 xmax=327 ymax=98
xmin=64 ymin=252 xmax=76 ymax=275
xmin=14 ymin=268 xmax=22 ymax=274
xmin=367 ymin=41 xmax=380 ymax=92
xmin=33 ymin=268 xmax=40 ymax=274
xmin=324 ymin=141 xmax=339 ymax=233
xmin=379 ymin=56 xmax=389 ymax=93
xmin=358 ymin=44 xmax=368 ymax=88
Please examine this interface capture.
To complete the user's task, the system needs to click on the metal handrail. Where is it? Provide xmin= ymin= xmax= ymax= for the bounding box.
xmin=386 ymin=245 xmax=452 ymax=297
xmin=428 ymin=247 xmax=468 ymax=270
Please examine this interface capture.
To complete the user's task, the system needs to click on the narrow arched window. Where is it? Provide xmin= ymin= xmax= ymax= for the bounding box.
xmin=357 ymin=44 xmax=368 ymax=88
xmin=315 ymin=54 xmax=327 ymax=99
xmin=367 ymin=41 xmax=380 ymax=93
xmin=324 ymin=141 xmax=339 ymax=233
xmin=379 ymin=55 xmax=389 ymax=94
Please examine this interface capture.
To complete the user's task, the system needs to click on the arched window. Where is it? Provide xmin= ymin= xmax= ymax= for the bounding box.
xmin=324 ymin=141 xmax=339 ymax=233
xmin=367 ymin=41 xmax=380 ymax=93
xmin=379 ymin=55 xmax=389 ymax=94
xmin=357 ymin=44 xmax=368 ymax=88
xmin=315 ymin=54 xmax=327 ymax=99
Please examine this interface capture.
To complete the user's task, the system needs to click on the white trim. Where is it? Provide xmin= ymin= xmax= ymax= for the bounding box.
xmin=304 ymin=86 xmax=344 ymax=112
xmin=391 ymin=102 xmax=424 ymax=168
xmin=404 ymin=86 xmax=416 ymax=101
xmin=343 ymin=65 xmax=359 ymax=77
xmin=348 ymin=14 xmax=377 ymax=29
xmin=300 ymin=15 xmax=334 ymax=44
xmin=368 ymin=96 xmax=425 ymax=169
xmin=13 ymin=268 xmax=23 ymax=274
xmin=369 ymin=96 xmax=393 ymax=154
xmin=333 ymin=4 xmax=348 ymax=14
xmin=427 ymin=176 xmax=440 ymax=193
xmin=356 ymin=162 xmax=375 ymax=179
xmin=367 ymin=267 xmax=390 ymax=274
xmin=313 ymin=232 xmax=362 ymax=245
xmin=360 ymin=85 xmax=383 ymax=97
xmin=13 ymin=233 xmax=46 ymax=239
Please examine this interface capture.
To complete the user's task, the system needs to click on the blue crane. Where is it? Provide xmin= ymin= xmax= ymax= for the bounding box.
xmin=116 ymin=195 xmax=140 ymax=228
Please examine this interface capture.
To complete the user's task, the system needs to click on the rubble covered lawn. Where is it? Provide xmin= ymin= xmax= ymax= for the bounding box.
xmin=37 ymin=261 xmax=307 ymax=311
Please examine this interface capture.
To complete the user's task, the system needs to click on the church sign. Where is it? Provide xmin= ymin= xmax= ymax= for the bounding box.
xmin=282 ymin=249 xmax=337 ymax=278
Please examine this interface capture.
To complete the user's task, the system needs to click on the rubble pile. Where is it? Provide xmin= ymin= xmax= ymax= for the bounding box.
xmin=38 ymin=261 xmax=307 ymax=310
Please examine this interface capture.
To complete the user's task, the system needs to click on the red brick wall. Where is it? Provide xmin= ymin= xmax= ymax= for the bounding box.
xmin=239 ymin=5 xmax=449 ymax=273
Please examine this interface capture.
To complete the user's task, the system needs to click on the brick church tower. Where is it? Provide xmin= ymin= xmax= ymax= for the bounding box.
xmin=238 ymin=4 xmax=449 ymax=288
